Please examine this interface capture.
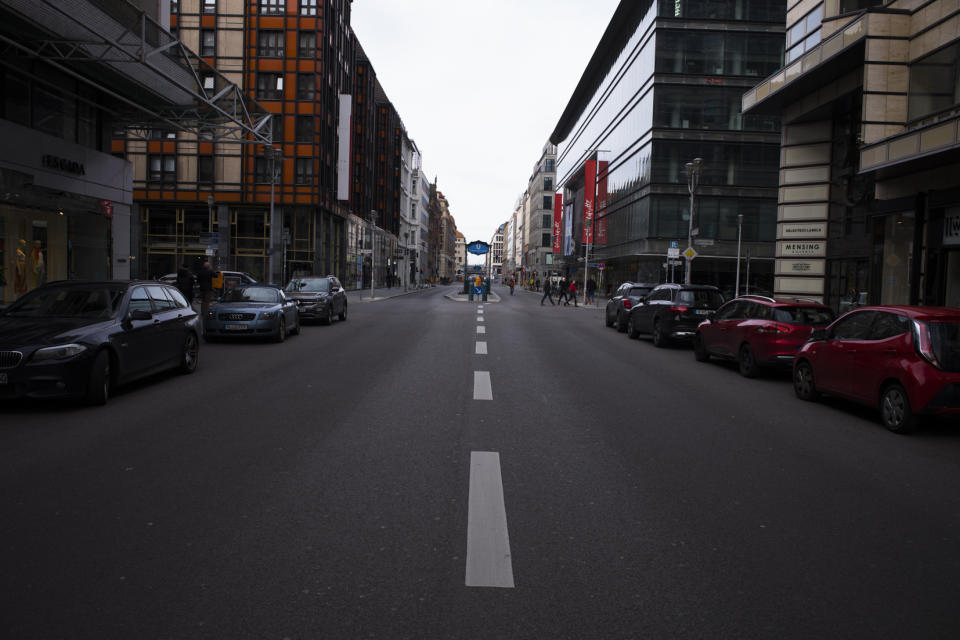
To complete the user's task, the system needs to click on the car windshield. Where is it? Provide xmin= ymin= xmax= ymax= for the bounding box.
xmin=220 ymin=287 xmax=279 ymax=303
xmin=286 ymin=278 xmax=329 ymax=293
xmin=773 ymin=306 xmax=835 ymax=325
xmin=929 ymin=321 xmax=960 ymax=373
xmin=677 ymin=290 xmax=722 ymax=307
xmin=628 ymin=287 xmax=651 ymax=298
xmin=2 ymin=286 xmax=124 ymax=319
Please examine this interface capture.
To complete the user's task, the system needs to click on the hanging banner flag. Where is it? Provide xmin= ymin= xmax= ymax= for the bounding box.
xmin=552 ymin=191 xmax=562 ymax=253
xmin=596 ymin=160 xmax=609 ymax=245
xmin=563 ymin=200 xmax=574 ymax=256
xmin=583 ymin=159 xmax=596 ymax=244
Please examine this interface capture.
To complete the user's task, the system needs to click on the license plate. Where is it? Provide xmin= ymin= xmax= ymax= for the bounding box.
xmin=0 ymin=372 xmax=6 ymax=384
xmin=224 ymin=324 xmax=248 ymax=331
xmin=695 ymin=309 xmax=710 ymax=315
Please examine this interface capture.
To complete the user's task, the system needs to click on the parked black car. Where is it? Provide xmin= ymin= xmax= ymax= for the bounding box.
xmin=284 ymin=276 xmax=347 ymax=325
xmin=605 ymin=282 xmax=657 ymax=332
xmin=0 ymin=280 xmax=200 ymax=404
xmin=626 ymin=283 xmax=724 ymax=347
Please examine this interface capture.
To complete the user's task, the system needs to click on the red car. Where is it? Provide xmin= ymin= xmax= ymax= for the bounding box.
xmin=793 ymin=305 xmax=960 ymax=433
xmin=694 ymin=295 xmax=835 ymax=377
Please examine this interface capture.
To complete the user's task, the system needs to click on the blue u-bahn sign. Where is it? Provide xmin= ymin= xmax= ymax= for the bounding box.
xmin=466 ymin=241 xmax=490 ymax=256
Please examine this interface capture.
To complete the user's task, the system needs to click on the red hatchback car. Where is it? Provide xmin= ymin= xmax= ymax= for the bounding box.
xmin=793 ymin=306 xmax=960 ymax=433
xmin=694 ymin=295 xmax=835 ymax=377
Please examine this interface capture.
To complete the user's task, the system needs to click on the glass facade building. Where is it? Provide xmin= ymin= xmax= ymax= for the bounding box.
xmin=552 ymin=0 xmax=784 ymax=294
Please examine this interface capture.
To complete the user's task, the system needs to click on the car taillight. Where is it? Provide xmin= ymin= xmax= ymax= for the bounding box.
xmin=623 ymin=300 xmax=632 ymax=310
xmin=755 ymin=323 xmax=791 ymax=334
xmin=668 ymin=306 xmax=689 ymax=313
xmin=912 ymin=319 xmax=942 ymax=369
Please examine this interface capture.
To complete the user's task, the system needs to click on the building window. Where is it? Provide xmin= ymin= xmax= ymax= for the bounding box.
xmin=260 ymin=0 xmax=284 ymax=14
xmin=149 ymin=128 xmax=177 ymax=140
xmin=254 ymin=157 xmax=271 ymax=183
xmin=198 ymin=155 xmax=214 ymax=184
xmin=541 ymin=233 xmax=552 ymax=248
xmin=201 ymin=74 xmax=215 ymax=91
xmin=544 ymin=158 xmax=556 ymax=172
xmin=542 ymin=195 xmax=552 ymax=210
xmin=542 ymin=214 xmax=552 ymax=229
xmin=258 ymin=30 xmax=284 ymax=57
xmin=544 ymin=176 xmax=553 ymax=190
xmin=295 ymin=158 xmax=313 ymax=184
xmin=200 ymin=30 xmax=216 ymax=57
xmin=257 ymin=72 xmax=284 ymax=100
xmin=148 ymin=155 xmax=176 ymax=185
xmin=295 ymin=115 xmax=314 ymax=142
xmin=785 ymin=5 xmax=822 ymax=64
xmin=171 ymin=0 xmax=178 ymax=14
xmin=298 ymin=31 xmax=317 ymax=57
xmin=908 ymin=41 xmax=960 ymax=120
xmin=297 ymin=73 xmax=315 ymax=100
xmin=299 ymin=0 xmax=317 ymax=15
xmin=203 ymin=0 xmax=216 ymax=14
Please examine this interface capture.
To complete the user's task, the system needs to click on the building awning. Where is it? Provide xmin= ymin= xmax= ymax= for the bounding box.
xmin=741 ymin=14 xmax=868 ymax=117
xmin=0 ymin=0 xmax=272 ymax=144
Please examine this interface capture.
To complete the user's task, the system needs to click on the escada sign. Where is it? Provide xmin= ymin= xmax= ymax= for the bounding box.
xmin=41 ymin=154 xmax=86 ymax=176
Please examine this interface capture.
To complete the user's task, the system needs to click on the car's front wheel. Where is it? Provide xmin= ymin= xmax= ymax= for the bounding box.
xmin=85 ymin=350 xmax=111 ymax=406
xmin=338 ymin=302 xmax=347 ymax=322
xmin=321 ymin=306 xmax=333 ymax=326
xmin=180 ymin=333 xmax=199 ymax=374
xmin=273 ymin=316 xmax=286 ymax=343
xmin=793 ymin=361 xmax=819 ymax=401
xmin=880 ymin=383 xmax=916 ymax=434
xmin=694 ymin=334 xmax=710 ymax=362
xmin=738 ymin=343 xmax=759 ymax=378
xmin=291 ymin=314 xmax=301 ymax=336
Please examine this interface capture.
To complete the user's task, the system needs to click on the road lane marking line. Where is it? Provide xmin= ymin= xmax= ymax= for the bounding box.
xmin=477 ymin=316 xmax=484 ymax=322
xmin=476 ymin=326 xmax=486 ymax=334
xmin=466 ymin=451 xmax=514 ymax=588
xmin=476 ymin=341 xmax=487 ymax=355
xmin=473 ymin=371 xmax=492 ymax=400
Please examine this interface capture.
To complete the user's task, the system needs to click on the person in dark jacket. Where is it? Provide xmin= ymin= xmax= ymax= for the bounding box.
xmin=556 ymin=277 xmax=568 ymax=305
xmin=175 ymin=264 xmax=194 ymax=305
xmin=540 ymin=278 xmax=554 ymax=306
xmin=196 ymin=261 xmax=218 ymax=322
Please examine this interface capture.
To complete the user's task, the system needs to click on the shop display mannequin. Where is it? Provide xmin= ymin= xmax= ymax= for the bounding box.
xmin=14 ymin=239 xmax=27 ymax=296
xmin=29 ymin=239 xmax=45 ymax=288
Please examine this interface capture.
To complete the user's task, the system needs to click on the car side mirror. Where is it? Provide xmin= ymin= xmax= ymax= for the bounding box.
xmin=129 ymin=309 xmax=152 ymax=321
xmin=809 ymin=328 xmax=827 ymax=342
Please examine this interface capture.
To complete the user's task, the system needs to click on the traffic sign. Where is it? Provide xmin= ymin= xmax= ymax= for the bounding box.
xmin=682 ymin=247 xmax=697 ymax=260
xmin=474 ymin=286 xmax=483 ymax=296
xmin=668 ymin=247 xmax=680 ymax=259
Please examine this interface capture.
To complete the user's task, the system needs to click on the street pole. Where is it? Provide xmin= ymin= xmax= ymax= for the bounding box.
xmin=269 ymin=148 xmax=278 ymax=284
xmin=735 ymin=213 xmax=743 ymax=296
xmin=370 ymin=210 xmax=376 ymax=300
xmin=684 ymin=157 xmax=703 ymax=285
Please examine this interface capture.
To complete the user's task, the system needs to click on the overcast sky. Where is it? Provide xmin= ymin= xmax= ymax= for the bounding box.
xmin=350 ymin=0 xmax=621 ymax=253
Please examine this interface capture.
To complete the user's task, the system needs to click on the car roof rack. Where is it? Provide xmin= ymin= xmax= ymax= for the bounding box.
xmin=739 ymin=294 xmax=776 ymax=302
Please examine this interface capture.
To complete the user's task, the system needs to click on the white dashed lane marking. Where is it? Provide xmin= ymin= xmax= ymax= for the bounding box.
xmin=465 ymin=451 xmax=514 ymax=588
xmin=476 ymin=341 xmax=487 ymax=355
xmin=473 ymin=371 xmax=492 ymax=400
xmin=476 ymin=326 xmax=485 ymax=334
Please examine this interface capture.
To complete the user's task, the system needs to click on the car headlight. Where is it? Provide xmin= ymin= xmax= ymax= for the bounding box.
xmin=260 ymin=311 xmax=277 ymax=319
xmin=32 ymin=343 xmax=87 ymax=362
xmin=206 ymin=310 xmax=216 ymax=318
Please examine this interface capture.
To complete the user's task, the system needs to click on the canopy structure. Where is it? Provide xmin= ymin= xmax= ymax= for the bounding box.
xmin=0 ymin=0 xmax=273 ymax=145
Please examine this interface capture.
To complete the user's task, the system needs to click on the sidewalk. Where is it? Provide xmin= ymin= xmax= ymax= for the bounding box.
xmin=345 ymin=285 xmax=428 ymax=303
xmin=517 ymin=285 xmax=606 ymax=310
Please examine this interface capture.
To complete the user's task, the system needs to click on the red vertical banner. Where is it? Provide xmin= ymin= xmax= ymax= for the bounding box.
xmin=552 ymin=191 xmax=563 ymax=253
xmin=596 ymin=161 xmax=608 ymax=245
xmin=583 ymin=159 xmax=596 ymax=244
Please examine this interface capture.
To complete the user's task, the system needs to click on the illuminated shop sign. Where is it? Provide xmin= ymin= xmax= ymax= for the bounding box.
xmin=945 ymin=210 xmax=960 ymax=246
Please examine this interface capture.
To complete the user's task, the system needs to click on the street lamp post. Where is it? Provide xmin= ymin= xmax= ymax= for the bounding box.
xmin=370 ymin=210 xmax=377 ymax=300
xmin=684 ymin=157 xmax=703 ymax=285
xmin=735 ymin=213 xmax=744 ymax=296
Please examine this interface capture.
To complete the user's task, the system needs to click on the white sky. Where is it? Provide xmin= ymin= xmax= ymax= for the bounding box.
xmin=350 ymin=0 xmax=621 ymax=252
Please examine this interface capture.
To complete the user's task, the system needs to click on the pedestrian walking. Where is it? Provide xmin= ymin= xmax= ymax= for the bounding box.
xmin=508 ymin=278 xmax=515 ymax=295
xmin=196 ymin=261 xmax=218 ymax=324
xmin=568 ymin=279 xmax=578 ymax=307
xmin=556 ymin=277 xmax=568 ymax=305
xmin=585 ymin=277 xmax=597 ymax=305
xmin=540 ymin=278 xmax=555 ymax=305
xmin=175 ymin=263 xmax=195 ymax=306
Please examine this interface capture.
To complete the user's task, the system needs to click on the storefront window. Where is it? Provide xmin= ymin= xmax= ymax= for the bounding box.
xmin=1 ymin=208 xmax=77 ymax=303
xmin=878 ymin=213 xmax=914 ymax=305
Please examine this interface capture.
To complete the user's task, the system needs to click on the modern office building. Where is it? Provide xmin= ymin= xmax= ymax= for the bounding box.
xmin=0 ymin=0 xmax=268 ymax=303
xmin=743 ymin=0 xmax=960 ymax=308
xmin=524 ymin=142 xmax=558 ymax=285
xmin=550 ymin=1 xmax=785 ymax=294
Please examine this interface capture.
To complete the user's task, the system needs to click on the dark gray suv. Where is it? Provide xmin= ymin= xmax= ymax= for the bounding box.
xmin=626 ymin=283 xmax=724 ymax=347
xmin=284 ymin=276 xmax=347 ymax=325
xmin=605 ymin=282 xmax=657 ymax=332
